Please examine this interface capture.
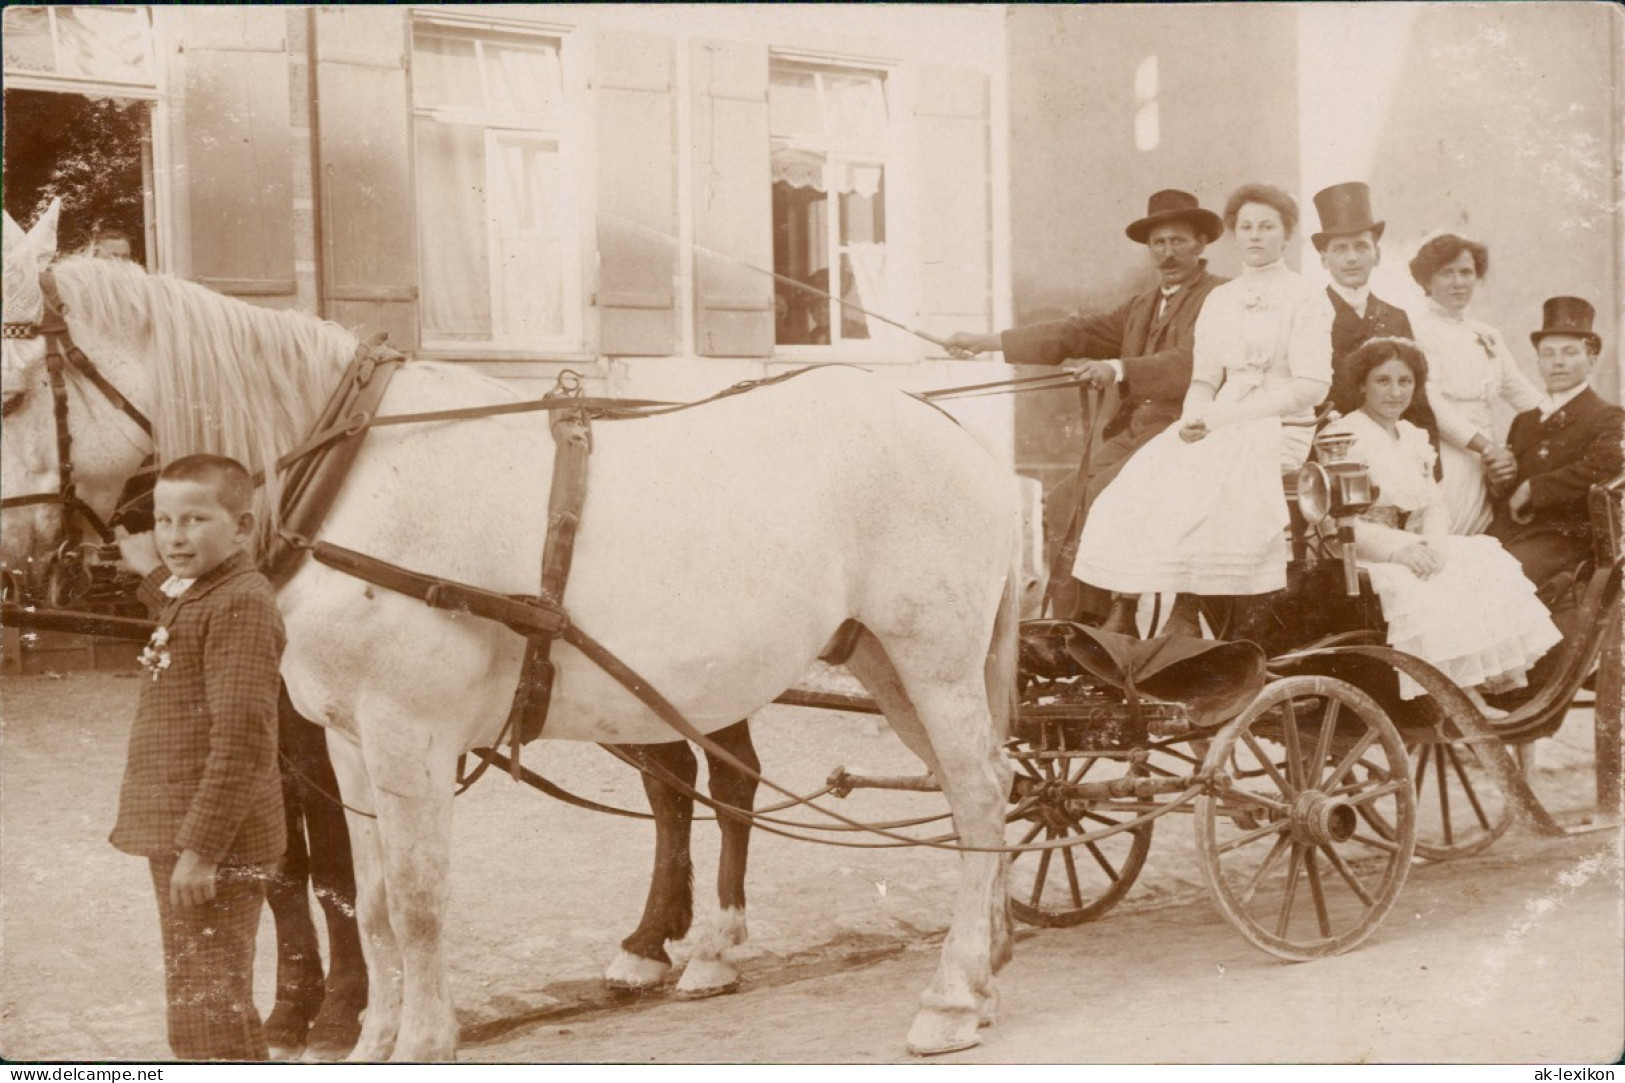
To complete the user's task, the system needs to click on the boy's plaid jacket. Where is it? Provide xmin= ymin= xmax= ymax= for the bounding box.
xmin=110 ymin=550 xmax=287 ymax=864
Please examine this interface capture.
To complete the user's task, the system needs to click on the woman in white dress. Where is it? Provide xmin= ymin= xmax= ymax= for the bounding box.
xmin=1407 ymin=235 xmax=1542 ymax=535
xmin=1074 ymin=184 xmax=1332 ymax=637
xmin=1331 ymin=337 xmax=1560 ymax=715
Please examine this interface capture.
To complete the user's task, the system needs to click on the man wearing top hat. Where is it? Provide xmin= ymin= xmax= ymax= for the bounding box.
xmin=1489 ymin=297 xmax=1625 ymax=589
xmin=945 ymin=188 xmax=1228 ymax=624
xmin=1310 ymin=181 xmax=1441 ymax=464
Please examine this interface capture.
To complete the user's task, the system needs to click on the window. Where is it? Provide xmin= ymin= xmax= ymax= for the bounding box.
xmin=3 ymin=7 xmax=157 ymax=263
xmin=411 ymin=22 xmax=580 ymax=352
xmin=2 ymin=90 xmax=153 ymax=262
xmin=1134 ymin=55 xmax=1159 ymax=153
xmin=769 ymin=60 xmax=891 ymax=348
xmin=3 ymin=6 xmax=157 ymax=89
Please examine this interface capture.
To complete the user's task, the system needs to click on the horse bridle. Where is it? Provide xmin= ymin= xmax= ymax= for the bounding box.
xmin=1 ymin=269 xmax=156 ymax=545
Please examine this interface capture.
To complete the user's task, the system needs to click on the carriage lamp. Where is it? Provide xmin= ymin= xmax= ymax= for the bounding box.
xmin=1297 ymin=431 xmax=1379 ymax=596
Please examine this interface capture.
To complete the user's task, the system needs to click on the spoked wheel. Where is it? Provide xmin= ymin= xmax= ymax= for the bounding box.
xmin=1361 ymin=731 xmax=1512 ymax=861
xmin=1195 ymin=675 xmax=1415 ymax=960
xmin=1005 ymin=741 xmax=1154 ymax=927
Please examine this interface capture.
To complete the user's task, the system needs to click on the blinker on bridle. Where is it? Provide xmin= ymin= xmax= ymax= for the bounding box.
xmin=0 ymin=270 xmax=156 ymax=543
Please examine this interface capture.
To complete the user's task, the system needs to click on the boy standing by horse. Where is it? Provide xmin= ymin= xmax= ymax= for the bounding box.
xmin=111 ymin=454 xmax=286 ymax=1060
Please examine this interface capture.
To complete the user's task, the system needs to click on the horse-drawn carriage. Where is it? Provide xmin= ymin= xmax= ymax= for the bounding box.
xmin=807 ymin=430 xmax=1622 ymax=961
xmin=3 ymin=199 xmax=1618 ymax=1058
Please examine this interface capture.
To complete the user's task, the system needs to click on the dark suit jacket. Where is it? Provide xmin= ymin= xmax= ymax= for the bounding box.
xmin=1323 ymin=289 xmax=1443 ymax=475
xmin=1000 ymin=266 xmax=1227 ymax=439
xmin=1491 ymin=386 xmax=1625 ymax=556
xmin=1326 ymin=289 xmax=1415 ymax=410
xmin=111 ymin=550 xmax=287 ymax=865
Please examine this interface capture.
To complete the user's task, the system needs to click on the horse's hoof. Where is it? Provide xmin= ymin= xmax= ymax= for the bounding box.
xmin=268 ymin=1039 xmax=306 ymax=1062
xmin=906 ymin=1009 xmax=981 ymax=1057
xmin=303 ymin=1017 xmax=363 ymax=1062
xmin=977 ymin=986 xmax=1000 ymax=1028
xmin=674 ymin=956 xmax=740 ymax=999
xmin=264 ymin=1001 xmax=313 ymax=1061
xmin=674 ymin=978 xmax=740 ymax=1000
xmin=603 ymin=950 xmax=670 ymax=992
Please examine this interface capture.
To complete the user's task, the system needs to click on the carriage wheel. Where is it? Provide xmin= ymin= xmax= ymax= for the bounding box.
xmin=1004 ymin=740 xmax=1154 ymax=927
xmin=1194 ymin=675 xmax=1415 ymax=961
xmin=1359 ymin=732 xmax=1512 ymax=861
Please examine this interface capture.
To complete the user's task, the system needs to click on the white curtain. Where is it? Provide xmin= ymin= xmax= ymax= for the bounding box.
xmin=412 ymin=30 xmax=569 ymax=345
xmin=3 ymin=7 xmax=153 ymax=84
xmin=2 ymin=8 xmax=54 ymax=75
xmin=770 ymin=149 xmax=883 ymax=198
xmin=823 ymin=74 xmax=888 ymax=146
xmin=845 ymin=247 xmax=904 ymax=348
xmin=484 ymin=41 xmax=562 ymax=118
xmin=488 ymin=136 xmax=565 ymax=341
xmin=413 ymin=33 xmax=482 ymax=109
xmin=415 ymin=118 xmax=490 ymax=341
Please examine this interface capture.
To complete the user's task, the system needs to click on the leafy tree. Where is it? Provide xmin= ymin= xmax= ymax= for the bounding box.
xmin=3 ymin=90 xmax=148 ymax=259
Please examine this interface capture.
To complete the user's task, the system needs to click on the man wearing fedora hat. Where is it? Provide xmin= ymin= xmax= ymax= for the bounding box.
xmin=944 ymin=188 xmax=1227 ymax=626
xmin=1489 ymin=296 xmax=1624 ymax=590
xmin=1310 ymin=182 xmax=1441 ymax=466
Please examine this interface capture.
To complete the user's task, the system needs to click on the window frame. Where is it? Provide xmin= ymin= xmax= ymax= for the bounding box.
xmin=1 ymin=5 xmax=160 ymax=97
xmin=768 ymin=54 xmax=905 ymax=360
xmin=3 ymin=5 xmax=171 ymax=273
xmin=409 ymin=15 xmax=592 ymax=361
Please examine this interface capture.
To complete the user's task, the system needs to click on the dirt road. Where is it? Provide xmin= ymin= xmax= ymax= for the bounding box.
xmin=2 ymin=671 xmax=1620 ymax=1063
xmin=467 ymin=830 xmax=1623 ymax=1064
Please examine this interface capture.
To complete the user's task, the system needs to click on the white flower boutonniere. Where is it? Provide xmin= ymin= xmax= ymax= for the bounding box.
xmin=139 ymin=626 xmax=172 ymax=681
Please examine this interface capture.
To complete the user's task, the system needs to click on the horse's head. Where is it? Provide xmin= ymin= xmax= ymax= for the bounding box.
xmin=2 ymin=200 xmax=155 ymax=594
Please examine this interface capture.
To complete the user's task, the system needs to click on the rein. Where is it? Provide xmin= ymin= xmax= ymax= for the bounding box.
xmin=7 ymin=283 xmax=1142 ymax=855
xmin=268 ymin=363 xmax=1092 ymax=481
xmin=1 ymin=271 xmax=155 ymax=544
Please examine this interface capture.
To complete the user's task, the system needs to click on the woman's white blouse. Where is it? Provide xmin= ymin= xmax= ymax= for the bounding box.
xmin=1190 ymin=260 xmax=1332 ymax=424
xmin=1337 ymin=410 xmax=1449 ymax=561
xmin=1410 ymin=299 xmax=1541 ymax=449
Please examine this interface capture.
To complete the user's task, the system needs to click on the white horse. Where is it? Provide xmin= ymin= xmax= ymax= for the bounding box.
xmin=2 ymin=202 xmax=1022 ymax=1060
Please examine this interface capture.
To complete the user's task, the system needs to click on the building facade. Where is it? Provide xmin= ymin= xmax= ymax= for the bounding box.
xmin=3 ymin=4 xmax=1018 ymax=455
xmin=1004 ymin=3 xmax=1623 ymax=487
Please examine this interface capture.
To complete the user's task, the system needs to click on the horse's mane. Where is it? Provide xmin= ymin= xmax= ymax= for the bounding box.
xmin=51 ymin=255 xmax=359 ymax=553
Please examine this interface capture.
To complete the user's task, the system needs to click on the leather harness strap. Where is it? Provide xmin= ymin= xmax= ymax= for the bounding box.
xmin=505 ymin=380 xmax=594 ymax=775
xmin=1 ymin=271 xmax=156 ymax=543
xmin=36 ymin=272 xmax=155 ymax=440
xmin=285 ymin=371 xmax=594 ymax=781
xmin=266 ymin=335 xmax=404 ymax=586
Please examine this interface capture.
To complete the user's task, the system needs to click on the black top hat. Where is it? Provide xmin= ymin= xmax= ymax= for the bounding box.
xmin=1125 ymin=189 xmax=1224 ymax=245
xmin=1310 ymin=182 xmax=1386 ymax=249
xmin=1530 ymin=296 xmax=1602 ymax=351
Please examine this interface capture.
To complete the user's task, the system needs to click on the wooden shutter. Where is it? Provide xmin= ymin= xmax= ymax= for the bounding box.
xmin=173 ymin=9 xmax=295 ymax=301
xmin=312 ymin=7 xmax=418 ymax=349
xmin=690 ymin=40 xmax=772 ymax=358
xmin=596 ymin=29 xmax=677 ymax=357
xmin=915 ymin=64 xmax=991 ymax=331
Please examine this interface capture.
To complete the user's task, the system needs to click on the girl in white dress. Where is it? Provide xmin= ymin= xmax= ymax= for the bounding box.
xmin=1406 ymin=235 xmax=1542 ymax=535
xmin=1331 ymin=337 xmax=1560 ymax=714
xmin=1074 ymin=184 xmax=1332 ymax=636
